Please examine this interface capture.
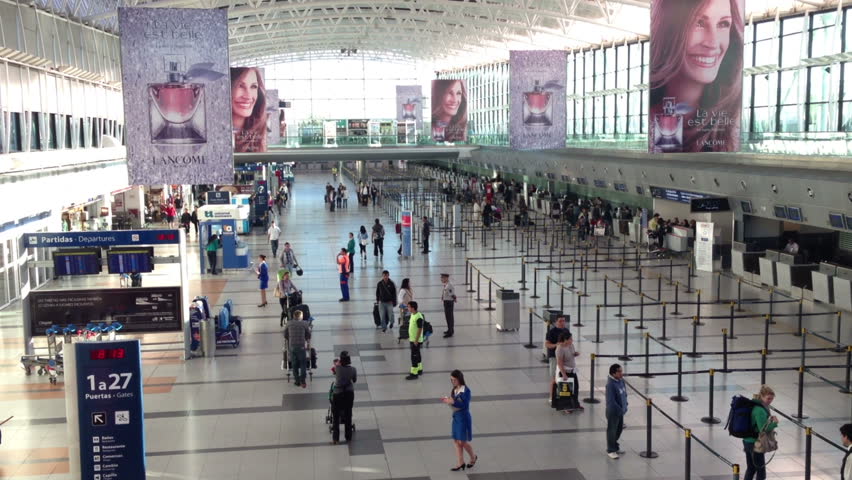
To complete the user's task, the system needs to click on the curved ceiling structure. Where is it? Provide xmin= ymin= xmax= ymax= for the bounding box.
xmin=29 ymin=0 xmax=844 ymax=66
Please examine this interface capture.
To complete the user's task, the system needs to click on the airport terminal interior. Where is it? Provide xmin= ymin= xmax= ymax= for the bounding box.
xmin=1 ymin=1 xmax=852 ymax=479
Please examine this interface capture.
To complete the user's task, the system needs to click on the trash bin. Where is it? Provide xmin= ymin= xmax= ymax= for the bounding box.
xmin=495 ymin=289 xmax=520 ymax=331
xmin=201 ymin=319 xmax=216 ymax=358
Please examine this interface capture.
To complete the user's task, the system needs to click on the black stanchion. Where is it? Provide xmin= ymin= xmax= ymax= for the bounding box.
xmin=721 ymin=329 xmax=730 ymax=373
xmin=603 ymin=276 xmax=608 ymax=306
xmin=657 ymin=274 xmax=662 ymax=302
xmin=638 ymin=398 xmax=659 ymax=459
xmin=619 ymin=319 xmax=632 ymax=361
xmin=835 ymin=312 xmax=845 ymax=352
xmin=685 ymin=263 xmax=694 ymax=293
xmin=804 ymin=428 xmax=812 ymax=480
xmin=760 ymin=349 xmax=767 ymax=385
xmin=695 ymin=289 xmax=704 ymax=326
xmin=716 ymin=272 xmax=722 ymax=303
xmin=728 ymin=302 xmax=737 ymax=339
xmin=684 ymin=430 xmax=692 ymax=480
xmin=476 ymin=270 xmax=482 ymax=302
xmin=536 ymin=239 xmax=542 ymax=263
xmin=557 ymin=249 xmax=563 ymax=274
xmin=793 ymin=366 xmax=808 ymax=420
xmin=668 ymin=256 xmax=674 ymax=285
xmin=574 ymin=293 xmax=584 ymax=327
xmin=793 ymin=300 xmax=803 ymax=336
xmin=581 ymin=267 xmax=589 ymax=297
xmin=484 ymin=280 xmax=495 ymax=311
xmin=560 ymin=284 xmax=566 ymax=313
xmin=687 ymin=317 xmax=701 ymax=358
xmin=844 ymin=345 xmax=851 ymax=394
xmin=672 ymin=282 xmax=682 ymax=316
xmin=736 ymin=279 xmax=744 ymax=312
xmin=544 ymin=276 xmax=552 ymax=309
xmin=531 ymin=268 xmax=540 ymax=299
xmin=524 ymin=309 xmax=536 ymax=349
xmin=660 ymin=303 xmax=671 ymax=341
xmin=638 ymin=267 xmax=644 ymax=297
xmin=800 ymin=328 xmax=807 ymax=374
xmin=593 ymin=248 xmax=599 ymax=272
xmin=637 ymin=333 xmax=654 ymax=378
xmin=615 ymin=283 xmax=625 ymax=318
xmin=670 ymin=352 xmax=688 ymax=402
xmin=583 ymin=354 xmax=601 ymax=404
xmin=635 ymin=294 xmax=647 ymax=330
xmin=763 ymin=314 xmax=771 ymax=354
xmin=491 ymin=228 xmax=497 ymax=251
xmin=519 ymin=231 xmax=525 ymax=254
xmin=701 ymin=369 xmax=721 ymax=424
xmin=466 ymin=263 xmax=476 ymax=293
xmin=519 ymin=261 xmax=528 ymax=291
xmin=569 ymin=259 xmax=577 ymax=290
xmin=619 ymin=258 xmax=626 ymax=285
xmin=464 ymin=259 xmax=470 ymax=286
xmin=592 ymin=306 xmax=603 ymax=344
xmin=768 ymin=288 xmax=775 ymax=321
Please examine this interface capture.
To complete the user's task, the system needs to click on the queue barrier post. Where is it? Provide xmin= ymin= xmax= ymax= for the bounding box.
xmin=734 ymin=464 xmax=741 ymax=480
xmin=569 ymin=259 xmax=577 ymax=290
xmin=728 ymin=302 xmax=737 ymax=339
xmin=603 ymin=275 xmax=608 ymax=306
xmin=466 ymin=263 xmax=476 ymax=293
xmin=574 ymin=293 xmax=584 ymax=328
xmin=464 ymin=259 xmax=470 ymax=286
xmin=843 ymin=346 xmax=851 ymax=394
xmin=695 ymin=290 xmax=704 ymax=326
xmin=686 ymin=263 xmax=693 ymax=293
xmin=635 ymin=294 xmax=647 ymax=330
xmin=763 ymin=314 xmax=771 ymax=354
xmin=804 ymin=428 xmax=812 ymax=480
xmin=792 ymin=366 xmax=808 ymax=420
xmin=638 ymin=398 xmax=659 ymax=459
xmin=768 ymin=289 xmax=775 ymax=322
xmin=583 ymin=353 xmax=601 ymax=404
xmin=672 ymin=282 xmax=682 ymax=316
xmin=760 ymin=349 xmax=767 ymax=385
xmin=560 ymin=283 xmax=566 ymax=313
xmin=593 ymin=248 xmax=599 ymax=272
xmin=800 ymin=328 xmax=807 ymax=375
xmin=721 ymin=329 xmax=730 ymax=373
xmin=669 ymin=255 xmax=675 ymax=285
xmin=592 ymin=306 xmax=604 ymax=344
xmin=793 ymin=300 xmax=803 ymax=337
xmin=582 ymin=267 xmax=590 ymax=296
xmin=615 ymin=283 xmax=625 ymax=318
xmin=638 ymin=268 xmax=643 ymax=297
xmin=659 ymin=303 xmax=671 ymax=341
xmin=618 ymin=319 xmax=632 ymax=361
xmin=637 ymin=333 xmax=654 ymax=378
xmin=716 ymin=272 xmax=722 ymax=303
xmin=835 ymin=312 xmax=845 ymax=352
xmin=657 ymin=274 xmax=662 ymax=303
xmin=686 ymin=317 xmax=701 ymax=358
xmin=531 ymin=268 xmax=540 ymax=299
xmin=670 ymin=352 xmax=688 ymax=402
xmin=484 ymin=279 xmax=495 ymax=311
xmin=684 ymin=429 xmax=692 ymax=480
xmin=736 ymin=279 xmax=744 ymax=311
xmin=523 ymin=309 xmax=536 ymax=349
xmin=476 ymin=270 xmax=482 ymax=302
xmin=700 ymin=369 xmax=721 ymax=425
xmin=544 ymin=276 xmax=552 ymax=309
xmin=519 ymin=261 xmax=528 ymax=291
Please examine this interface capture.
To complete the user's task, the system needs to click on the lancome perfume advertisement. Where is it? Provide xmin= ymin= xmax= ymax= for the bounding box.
xmin=118 ymin=8 xmax=232 ymax=185
xmin=395 ymin=85 xmax=423 ymax=130
xmin=431 ymin=80 xmax=468 ymax=142
xmin=509 ymin=50 xmax=567 ymax=150
xmin=231 ymin=67 xmax=268 ymax=152
xmin=265 ymin=89 xmax=280 ymax=147
xmin=649 ymin=0 xmax=744 ymax=153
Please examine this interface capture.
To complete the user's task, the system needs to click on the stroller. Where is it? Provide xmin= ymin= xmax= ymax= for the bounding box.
xmin=282 ymin=303 xmax=317 ymax=383
xmin=279 ymin=290 xmax=303 ymax=327
xmin=324 ymin=381 xmax=357 ymax=434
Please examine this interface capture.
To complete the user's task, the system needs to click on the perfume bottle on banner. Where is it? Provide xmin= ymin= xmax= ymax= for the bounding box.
xmin=523 ymin=80 xmax=552 ymax=126
xmin=147 ymin=55 xmax=225 ymax=145
xmin=402 ymin=98 xmax=418 ymax=121
xmin=653 ymin=97 xmax=683 ymax=153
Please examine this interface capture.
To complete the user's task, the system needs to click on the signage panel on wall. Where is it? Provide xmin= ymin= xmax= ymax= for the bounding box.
xmin=66 ymin=340 xmax=145 ymax=480
xmin=118 ymin=8 xmax=233 ymax=184
xmin=28 ymin=287 xmax=182 ymax=334
xmin=231 ymin=67 xmax=268 ymax=152
xmin=206 ymin=191 xmax=231 ymax=205
xmin=648 ymin=0 xmax=745 ymax=153
xmin=266 ymin=89 xmax=280 ymax=147
xmin=23 ymin=230 xmax=180 ymax=249
xmin=695 ymin=222 xmax=715 ymax=272
xmin=431 ymin=80 xmax=468 ymax=142
xmin=396 ymin=85 xmax=423 ymax=130
xmin=509 ymin=50 xmax=567 ymax=150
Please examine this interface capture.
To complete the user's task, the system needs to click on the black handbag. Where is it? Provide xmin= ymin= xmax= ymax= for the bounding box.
xmin=296 ymin=267 xmax=304 ymax=276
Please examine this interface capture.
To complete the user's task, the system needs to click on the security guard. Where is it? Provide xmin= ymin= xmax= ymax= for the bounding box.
xmin=441 ymin=273 xmax=457 ymax=338
xmin=405 ymin=301 xmax=424 ymax=380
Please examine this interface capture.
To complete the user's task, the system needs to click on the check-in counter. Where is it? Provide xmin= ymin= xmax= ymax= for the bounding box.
xmin=731 ymin=241 xmax=764 ymax=280
xmin=758 ymin=250 xmax=781 ymax=288
xmin=665 ymin=226 xmax=692 ymax=253
xmin=812 ymin=263 xmax=837 ymax=304
xmin=775 ymin=252 xmax=819 ymax=295
xmin=833 ymin=267 xmax=852 ymax=312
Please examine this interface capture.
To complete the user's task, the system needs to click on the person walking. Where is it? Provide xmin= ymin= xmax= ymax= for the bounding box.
xmin=336 ymin=248 xmax=350 ymax=302
xmin=397 ymin=278 xmax=413 ymax=331
xmin=347 ymin=233 xmax=356 ymax=276
xmin=421 ymin=216 xmax=432 ymax=254
xmin=605 ymin=363 xmax=628 ymax=459
xmin=190 ymin=207 xmax=199 ymax=236
xmin=256 ymin=255 xmax=269 ymax=307
xmin=279 ymin=242 xmax=299 ymax=274
xmin=405 ymin=301 xmax=424 ymax=380
xmin=375 ymin=271 xmax=397 ymax=332
xmin=283 ymin=310 xmax=311 ymax=388
xmin=277 ymin=270 xmax=299 ymax=327
xmin=743 ymin=385 xmax=779 ymax=480
xmin=180 ymin=209 xmax=192 ymax=236
xmin=268 ymin=220 xmax=282 ymax=258
xmin=372 ymin=219 xmax=385 ymax=258
xmin=441 ymin=370 xmax=477 ymax=472
xmin=206 ymin=234 xmax=221 ymax=275
xmin=341 ymin=185 xmax=348 ymax=209
xmin=331 ymin=351 xmax=357 ymax=445
xmin=358 ymin=226 xmax=369 ymax=261
xmin=440 ymin=273 xmax=457 ymax=338
xmin=555 ymin=332 xmax=583 ymax=413
xmin=841 ymin=423 xmax=852 ymax=480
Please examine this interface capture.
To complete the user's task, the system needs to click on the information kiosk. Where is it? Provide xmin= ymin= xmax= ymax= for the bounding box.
xmin=197 ymin=208 xmax=251 ymax=274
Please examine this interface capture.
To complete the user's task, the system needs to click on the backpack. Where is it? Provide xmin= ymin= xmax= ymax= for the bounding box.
xmin=423 ymin=319 xmax=433 ymax=335
xmin=725 ymin=395 xmax=764 ymax=439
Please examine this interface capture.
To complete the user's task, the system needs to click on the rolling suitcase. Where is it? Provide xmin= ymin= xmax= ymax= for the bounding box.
xmin=372 ymin=303 xmax=381 ymax=327
xmin=551 ymin=373 xmax=578 ymax=411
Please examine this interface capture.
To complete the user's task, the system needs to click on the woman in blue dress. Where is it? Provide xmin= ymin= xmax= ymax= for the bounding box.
xmin=256 ymin=254 xmax=269 ymax=307
xmin=441 ymin=369 xmax=477 ymax=471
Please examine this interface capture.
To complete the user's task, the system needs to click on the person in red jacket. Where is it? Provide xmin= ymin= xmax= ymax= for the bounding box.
xmin=336 ymin=248 xmax=350 ymax=302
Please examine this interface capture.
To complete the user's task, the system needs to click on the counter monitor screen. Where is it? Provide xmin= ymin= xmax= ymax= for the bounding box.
xmin=53 ymin=249 xmax=102 ymax=276
xmin=691 ymin=198 xmax=730 ymax=212
xmin=829 ymin=213 xmax=845 ymax=229
xmin=773 ymin=205 xmax=787 ymax=219
xmin=741 ymin=201 xmax=753 ymax=214
xmin=107 ymin=247 xmax=155 ymax=274
xmin=786 ymin=206 xmax=802 ymax=222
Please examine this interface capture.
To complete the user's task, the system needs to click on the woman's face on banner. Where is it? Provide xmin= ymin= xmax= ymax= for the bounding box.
xmin=442 ymin=81 xmax=463 ymax=116
xmin=682 ymin=0 xmax=732 ymax=86
xmin=232 ymin=70 xmax=259 ymax=119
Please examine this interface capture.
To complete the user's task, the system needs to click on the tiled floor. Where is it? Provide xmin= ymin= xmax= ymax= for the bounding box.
xmin=0 ymin=172 xmax=849 ymax=479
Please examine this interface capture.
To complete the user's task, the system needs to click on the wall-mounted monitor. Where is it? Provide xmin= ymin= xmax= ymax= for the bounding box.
xmin=740 ymin=200 xmax=753 ymax=214
xmin=613 ymin=182 xmax=628 ymax=192
xmin=635 ymin=185 xmax=644 ymax=195
xmin=773 ymin=205 xmax=787 ymax=219
xmin=53 ymin=248 xmax=102 ymax=276
xmin=786 ymin=206 xmax=802 ymax=222
xmin=576 ymin=177 xmax=588 ymax=185
xmin=828 ymin=213 xmax=845 ymax=229
xmin=593 ymin=179 xmax=607 ymax=188
xmin=690 ymin=198 xmax=730 ymax=212
xmin=845 ymin=214 xmax=852 ymax=230
xmin=107 ymin=247 xmax=155 ymax=274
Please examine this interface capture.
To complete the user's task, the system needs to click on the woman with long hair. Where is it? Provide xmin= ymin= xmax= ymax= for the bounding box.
xmin=231 ymin=67 xmax=268 ymax=152
xmin=441 ymin=370 xmax=476 ymax=471
xmin=431 ymin=80 xmax=468 ymax=142
xmin=397 ymin=278 xmax=413 ymax=329
xmin=649 ymin=0 xmax=744 ymax=152
xmin=358 ymin=226 xmax=369 ymax=261
xmin=743 ymin=385 xmax=779 ymax=480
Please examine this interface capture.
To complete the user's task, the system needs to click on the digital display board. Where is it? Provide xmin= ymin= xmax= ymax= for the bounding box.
xmin=829 ymin=213 xmax=845 ymax=229
xmin=741 ymin=201 xmax=753 ymax=214
xmin=53 ymin=249 xmax=102 ymax=276
xmin=576 ymin=178 xmax=588 ymax=185
xmin=635 ymin=186 xmax=645 ymax=195
xmin=107 ymin=248 xmax=154 ymax=274
xmin=28 ymin=287 xmax=182 ymax=334
xmin=613 ymin=182 xmax=628 ymax=192
xmin=593 ymin=179 xmax=607 ymax=188
xmin=650 ymin=186 xmax=708 ymax=204
xmin=773 ymin=205 xmax=787 ymax=219
xmin=691 ymin=198 xmax=730 ymax=212
xmin=845 ymin=215 xmax=852 ymax=230
xmin=786 ymin=206 xmax=802 ymax=222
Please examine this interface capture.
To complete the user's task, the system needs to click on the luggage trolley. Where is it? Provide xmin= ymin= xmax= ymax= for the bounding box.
xmin=281 ymin=303 xmax=316 ymax=383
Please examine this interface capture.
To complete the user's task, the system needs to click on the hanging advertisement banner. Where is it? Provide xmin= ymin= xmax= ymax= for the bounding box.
xmin=509 ymin=50 xmax=567 ymax=150
xmin=395 ymin=85 xmax=423 ymax=130
xmin=231 ymin=67 xmax=268 ymax=152
xmin=695 ymin=222 xmax=715 ymax=272
xmin=265 ymin=89 xmax=280 ymax=147
xmin=648 ymin=0 xmax=745 ymax=153
xmin=431 ymin=80 xmax=468 ymax=142
xmin=118 ymin=8 xmax=232 ymax=185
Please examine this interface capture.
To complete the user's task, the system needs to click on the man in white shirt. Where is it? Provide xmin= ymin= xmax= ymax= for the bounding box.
xmin=784 ymin=238 xmax=799 ymax=255
xmin=441 ymin=273 xmax=457 ymax=338
xmin=268 ymin=221 xmax=281 ymax=258
xmin=841 ymin=423 xmax=851 ymax=480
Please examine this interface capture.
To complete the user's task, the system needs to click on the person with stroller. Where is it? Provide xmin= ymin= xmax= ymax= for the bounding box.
xmin=283 ymin=310 xmax=311 ymax=388
xmin=277 ymin=270 xmax=300 ymax=327
xmin=397 ymin=278 xmax=414 ymax=339
xmin=331 ymin=351 xmax=357 ymax=445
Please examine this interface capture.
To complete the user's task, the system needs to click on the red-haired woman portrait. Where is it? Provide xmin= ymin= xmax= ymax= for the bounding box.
xmin=231 ymin=67 xmax=268 ymax=153
xmin=432 ymin=80 xmax=468 ymax=142
xmin=649 ymin=0 xmax=744 ymax=153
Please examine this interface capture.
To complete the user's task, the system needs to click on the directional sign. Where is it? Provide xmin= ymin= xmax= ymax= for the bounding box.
xmin=92 ymin=412 xmax=106 ymax=426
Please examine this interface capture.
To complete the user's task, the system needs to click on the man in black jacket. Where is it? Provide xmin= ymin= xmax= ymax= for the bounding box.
xmin=375 ymin=270 xmax=397 ymax=332
xmin=421 ymin=216 xmax=432 ymax=254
